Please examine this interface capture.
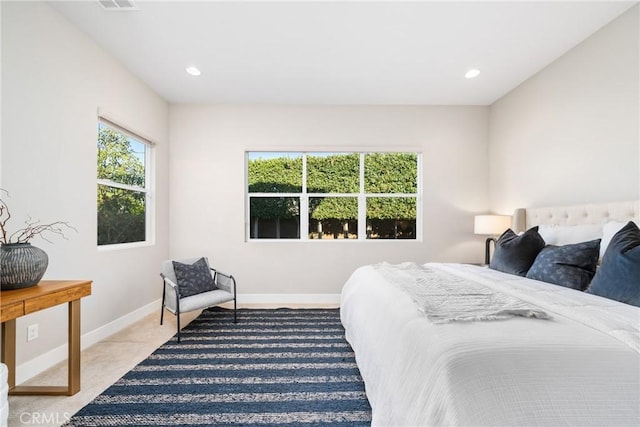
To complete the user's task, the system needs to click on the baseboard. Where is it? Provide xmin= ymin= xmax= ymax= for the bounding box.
xmin=15 ymin=298 xmax=161 ymax=385
xmin=237 ymin=293 xmax=341 ymax=306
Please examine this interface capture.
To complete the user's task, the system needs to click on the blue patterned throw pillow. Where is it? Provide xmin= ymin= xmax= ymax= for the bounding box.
xmin=172 ymin=258 xmax=217 ymax=298
xmin=490 ymin=227 xmax=546 ymax=276
xmin=526 ymin=239 xmax=600 ymax=290
xmin=587 ymin=221 xmax=640 ymax=307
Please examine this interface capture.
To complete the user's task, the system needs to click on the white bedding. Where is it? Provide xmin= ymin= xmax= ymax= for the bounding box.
xmin=340 ymin=263 xmax=640 ymax=426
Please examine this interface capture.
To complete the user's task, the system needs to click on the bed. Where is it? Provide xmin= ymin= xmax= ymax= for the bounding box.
xmin=340 ymin=201 xmax=640 ymax=426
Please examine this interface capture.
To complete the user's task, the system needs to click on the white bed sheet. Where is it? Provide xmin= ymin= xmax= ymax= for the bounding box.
xmin=340 ymin=263 xmax=640 ymax=426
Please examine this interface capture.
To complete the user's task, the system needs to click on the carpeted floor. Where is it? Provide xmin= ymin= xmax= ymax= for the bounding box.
xmin=65 ymin=307 xmax=372 ymax=426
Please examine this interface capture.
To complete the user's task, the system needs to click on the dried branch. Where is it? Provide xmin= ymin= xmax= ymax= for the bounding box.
xmin=0 ymin=189 xmax=11 ymax=244
xmin=8 ymin=217 xmax=77 ymax=244
xmin=0 ymin=188 xmax=75 ymax=245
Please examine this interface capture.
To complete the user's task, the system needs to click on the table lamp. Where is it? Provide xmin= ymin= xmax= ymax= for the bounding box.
xmin=474 ymin=214 xmax=512 ymax=264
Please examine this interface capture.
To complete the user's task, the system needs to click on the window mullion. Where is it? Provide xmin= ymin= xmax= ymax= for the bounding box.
xmin=97 ymin=179 xmax=146 ymax=194
xmin=301 ymin=154 xmax=308 ymax=240
xmin=358 ymin=153 xmax=366 ymax=240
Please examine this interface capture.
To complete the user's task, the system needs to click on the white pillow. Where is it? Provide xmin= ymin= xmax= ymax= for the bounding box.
xmin=600 ymin=221 xmax=629 ymax=259
xmin=538 ymin=224 xmax=602 ymax=246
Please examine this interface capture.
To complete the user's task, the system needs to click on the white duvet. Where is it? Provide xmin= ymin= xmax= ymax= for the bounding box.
xmin=340 ymin=263 xmax=640 ymax=426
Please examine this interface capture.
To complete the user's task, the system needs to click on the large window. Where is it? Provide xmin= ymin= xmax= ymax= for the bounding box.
xmin=247 ymin=151 xmax=420 ymax=240
xmin=97 ymin=120 xmax=153 ymax=246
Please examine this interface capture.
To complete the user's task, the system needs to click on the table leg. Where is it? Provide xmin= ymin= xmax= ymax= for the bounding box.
xmin=7 ymin=300 xmax=82 ymax=396
xmin=1 ymin=320 xmax=16 ymax=390
xmin=68 ymin=299 xmax=81 ymax=395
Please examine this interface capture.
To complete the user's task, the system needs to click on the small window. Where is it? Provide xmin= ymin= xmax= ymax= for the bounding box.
xmin=97 ymin=120 xmax=153 ymax=246
xmin=247 ymin=151 xmax=420 ymax=241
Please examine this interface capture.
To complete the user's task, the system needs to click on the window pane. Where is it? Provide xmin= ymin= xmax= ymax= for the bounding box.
xmin=307 ymin=153 xmax=359 ymax=193
xmin=97 ymin=123 xmax=146 ymax=188
xmin=364 ymin=153 xmax=417 ymax=193
xmin=366 ymin=197 xmax=416 ymax=239
xmin=250 ymin=197 xmax=300 ymax=239
xmin=97 ymin=184 xmax=146 ymax=245
xmin=248 ymin=152 xmax=302 ymax=193
xmin=309 ymin=197 xmax=358 ymax=239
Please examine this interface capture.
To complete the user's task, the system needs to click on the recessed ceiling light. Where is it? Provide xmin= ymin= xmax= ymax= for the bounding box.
xmin=186 ymin=66 xmax=201 ymax=76
xmin=465 ymin=69 xmax=480 ymax=79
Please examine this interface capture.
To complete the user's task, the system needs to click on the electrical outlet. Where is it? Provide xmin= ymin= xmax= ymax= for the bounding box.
xmin=27 ymin=324 xmax=39 ymax=342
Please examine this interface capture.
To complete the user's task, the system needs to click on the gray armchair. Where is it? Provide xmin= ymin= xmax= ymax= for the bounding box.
xmin=160 ymin=257 xmax=237 ymax=342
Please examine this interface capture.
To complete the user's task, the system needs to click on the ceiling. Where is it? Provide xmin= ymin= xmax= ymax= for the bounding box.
xmin=49 ymin=1 xmax=637 ymax=105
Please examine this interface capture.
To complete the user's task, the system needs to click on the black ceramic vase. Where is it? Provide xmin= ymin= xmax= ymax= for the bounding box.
xmin=0 ymin=243 xmax=49 ymax=290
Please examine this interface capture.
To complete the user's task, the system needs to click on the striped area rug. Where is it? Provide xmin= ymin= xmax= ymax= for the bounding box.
xmin=66 ymin=307 xmax=371 ymax=426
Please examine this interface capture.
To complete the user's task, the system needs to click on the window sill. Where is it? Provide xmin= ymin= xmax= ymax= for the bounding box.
xmin=97 ymin=241 xmax=155 ymax=251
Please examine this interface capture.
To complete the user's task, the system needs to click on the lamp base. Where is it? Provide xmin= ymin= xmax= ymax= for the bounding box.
xmin=485 ymin=237 xmax=496 ymax=265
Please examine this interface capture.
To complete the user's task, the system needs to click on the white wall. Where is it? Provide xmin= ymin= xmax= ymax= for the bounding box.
xmin=1 ymin=2 xmax=169 ymax=372
xmin=489 ymin=5 xmax=640 ymax=214
xmin=169 ymin=105 xmax=490 ymax=295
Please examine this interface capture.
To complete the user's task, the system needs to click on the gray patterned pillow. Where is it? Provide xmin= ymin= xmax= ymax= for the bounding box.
xmin=172 ymin=258 xmax=217 ymax=297
xmin=526 ymin=239 xmax=601 ymax=290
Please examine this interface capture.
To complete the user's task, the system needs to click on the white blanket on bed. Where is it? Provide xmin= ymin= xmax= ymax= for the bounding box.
xmin=341 ymin=263 xmax=640 ymax=426
xmin=372 ymin=262 xmax=550 ymax=322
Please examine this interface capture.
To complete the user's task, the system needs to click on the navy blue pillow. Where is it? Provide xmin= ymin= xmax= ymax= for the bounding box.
xmin=489 ymin=226 xmax=546 ymax=276
xmin=172 ymin=258 xmax=217 ymax=298
xmin=587 ymin=221 xmax=640 ymax=307
xmin=526 ymin=239 xmax=600 ymax=290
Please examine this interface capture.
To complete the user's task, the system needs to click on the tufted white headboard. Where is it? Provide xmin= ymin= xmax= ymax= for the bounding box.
xmin=512 ymin=200 xmax=639 ymax=233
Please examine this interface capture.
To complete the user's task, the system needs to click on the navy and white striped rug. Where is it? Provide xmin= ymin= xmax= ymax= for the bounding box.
xmin=66 ymin=307 xmax=372 ymax=426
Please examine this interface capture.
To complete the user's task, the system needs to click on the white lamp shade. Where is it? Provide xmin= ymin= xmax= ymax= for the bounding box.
xmin=474 ymin=215 xmax=511 ymax=236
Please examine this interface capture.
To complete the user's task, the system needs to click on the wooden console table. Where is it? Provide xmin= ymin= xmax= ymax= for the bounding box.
xmin=0 ymin=280 xmax=92 ymax=396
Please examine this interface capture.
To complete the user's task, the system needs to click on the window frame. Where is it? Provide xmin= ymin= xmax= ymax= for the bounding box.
xmin=246 ymin=150 xmax=422 ymax=242
xmin=97 ymin=117 xmax=155 ymax=250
